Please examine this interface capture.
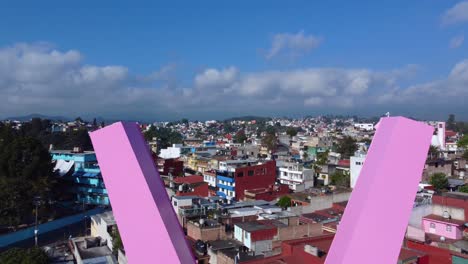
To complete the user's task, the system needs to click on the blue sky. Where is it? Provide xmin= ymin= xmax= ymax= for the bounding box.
xmin=1 ymin=1 xmax=468 ymax=121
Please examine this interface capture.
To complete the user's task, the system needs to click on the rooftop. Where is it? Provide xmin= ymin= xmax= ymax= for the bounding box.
xmin=235 ymin=221 xmax=276 ymax=232
xmin=423 ymin=214 xmax=466 ymax=226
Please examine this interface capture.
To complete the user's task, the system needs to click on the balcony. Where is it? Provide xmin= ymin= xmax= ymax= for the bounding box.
xmin=216 ymin=170 xmax=235 ymax=178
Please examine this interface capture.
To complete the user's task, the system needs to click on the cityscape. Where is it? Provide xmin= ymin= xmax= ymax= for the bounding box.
xmin=0 ymin=114 xmax=467 ymax=263
xmin=1 ymin=1 xmax=468 ymax=264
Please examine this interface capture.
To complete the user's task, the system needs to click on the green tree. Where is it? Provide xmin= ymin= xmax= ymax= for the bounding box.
xmin=458 ymin=185 xmax=468 ymax=193
xmin=111 ymin=227 xmax=124 ymax=256
xmin=330 ymin=171 xmax=350 ymax=187
xmin=286 ymin=127 xmax=298 ymax=138
xmin=144 ymin=126 xmax=183 ymax=151
xmin=0 ymin=134 xmax=55 ymax=227
xmin=458 ymin=135 xmax=468 ymax=149
xmin=0 ymin=247 xmax=49 ymax=264
xmin=234 ymin=130 xmax=247 ymax=143
xmin=336 ymin=136 xmax=357 ymax=159
xmin=447 ymin=114 xmax=456 ymax=130
xmin=277 ymin=196 xmax=291 ymax=209
xmin=430 ymin=173 xmax=448 ymax=192
xmin=262 ymin=134 xmax=277 ymax=152
xmin=316 ymin=150 xmax=329 ymax=165
xmin=428 ymin=145 xmax=439 ymax=160
xmin=181 ymin=118 xmax=189 ymax=126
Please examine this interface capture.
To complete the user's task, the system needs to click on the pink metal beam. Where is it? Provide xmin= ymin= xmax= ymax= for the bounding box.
xmin=90 ymin=122 xmax=195 ymax=264
xmin=325 ymin=117 xmax=433 ymax=264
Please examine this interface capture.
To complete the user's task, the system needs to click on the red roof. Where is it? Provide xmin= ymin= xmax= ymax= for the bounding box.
xmin=338 ymin=159 xmax=350 ymax=167
xmin=423 ymin=214 xmax=465 ymax=226
xmin=173 ymin=175 xmax=204 ymax=184
xmin=445 ymin=130 xmax=457 ymax=137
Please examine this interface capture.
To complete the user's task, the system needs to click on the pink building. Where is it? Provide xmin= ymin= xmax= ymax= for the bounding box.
xmin=422 ymin=214 xmax=465 ymax=240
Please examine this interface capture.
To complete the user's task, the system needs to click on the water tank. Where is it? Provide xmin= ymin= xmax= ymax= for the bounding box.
xmin=199 ymin=218 xmax=205 ymax=226
xmin=179 ymin=185 xmax=184 ymax=191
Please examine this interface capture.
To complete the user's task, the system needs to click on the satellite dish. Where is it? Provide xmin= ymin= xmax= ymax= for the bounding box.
xmin=443 ymin=211 xmax=450 ymax=219
xmin=199 ymin=218 xmax=205 ymax=226
xmin=440 ymin=236 xmax=446 ymax=242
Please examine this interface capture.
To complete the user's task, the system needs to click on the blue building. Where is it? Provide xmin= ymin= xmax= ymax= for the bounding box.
xmin=51 ymin=149 xmax=109 ymax=206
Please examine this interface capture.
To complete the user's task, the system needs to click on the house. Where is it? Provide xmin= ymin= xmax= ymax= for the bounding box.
xmin=156 ymin=158 xmax=184 ymax=176
xmin=173 ymin=175 xmax=209 ymax=197
xmin=278 ymin=162 xmax=315 ymax=192
xmin=51 ymin=149 xmax=109 ymax=206
xmin=234 ymin=221 xmax=277 ymax=255
xmin=350 ymin=150 xmax=366 ymax=188
xmin=70 ymin=236 xmax=117 ymax=264
xmin=422 ymin=214 xmax=465 ymax=240
xmin=244 ymin=184 xmax=290 ymax=202
xmin=216 ymin=160 xmax=276 ymax=201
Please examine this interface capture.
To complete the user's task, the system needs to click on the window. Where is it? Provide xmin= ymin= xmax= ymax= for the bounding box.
xmin=248 ymin=170 xmax=254 ymax=176
xmin=430 ymin=223 xmax=435 ymax=229
xmin=173 ymin=201 xmax=177 ymax=206
xmin=446 ymin=225 xmax=452 ymax=232
xmin=237 ymin=172 xmax=244 ymax=177
xmin=245 ymin=232 xmax=248 ymax=239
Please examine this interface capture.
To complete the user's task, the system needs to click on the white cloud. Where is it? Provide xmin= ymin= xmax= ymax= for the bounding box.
xmin=441 ymin=1 xmax=468 ymax=25
xmin=0 ymin=42 xmax=467 ymax=120
xmin=265 ymin=31 xmax=322 ymax=60
xmin=450 ymin=34 xmax=464 ymax=48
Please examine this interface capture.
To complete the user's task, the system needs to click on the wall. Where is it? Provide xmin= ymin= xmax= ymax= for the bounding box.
xmin=432 ymin=195 xmax=468 ymax=221
xmin=350 ymin=155 xmax=365 ymax=189
xmin=187 ymin=222 xmax=227 ymax=241
xmin=291 ymin=192 xmax=351 ymax=215
xmin=422 ymin=219 xmax=462 ymax=240
xmin=276 ymin=223 xmax=323 ymax=241
xmin=0 ymin=208 xmax=106 ymax=248
xmin=235 ymin=161 xmax=276 ymax=201
xmin=432 ymin=204 xmax=465 ymax=221
xmin=217 ymin=251 xmax=235 ymax=264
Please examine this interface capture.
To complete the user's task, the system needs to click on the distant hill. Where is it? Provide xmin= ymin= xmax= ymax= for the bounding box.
xmin=224 ymin=116 xmax=272 ymax=122
xmin=5 ymin=113 xmax=70 ymax=121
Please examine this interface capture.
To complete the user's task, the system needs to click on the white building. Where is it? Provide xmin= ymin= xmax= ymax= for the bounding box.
xmin=90 ymin=211 xmax=116 ymax=252
xmin=278 ymin=163 xmax=314 ymax=192
xmin=354 ymin=123 xmax=374 ymax=131
xmin=234 ymin=222 xmax=273 ymax=255
xmin=159 ymin=144 xmax=183 ymax=159
xmin=203 ymin=171 xmax=217 ymax=187
xmin=430 ymin=122 xmax=446 ymax=151
xmin=350 ymin=151 xmax=367 ymax=188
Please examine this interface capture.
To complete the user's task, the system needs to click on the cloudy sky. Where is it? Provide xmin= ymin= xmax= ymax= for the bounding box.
xmin=1 ymin=1 xmax=467 ymax=121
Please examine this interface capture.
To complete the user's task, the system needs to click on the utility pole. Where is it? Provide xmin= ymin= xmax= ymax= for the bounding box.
xmin=33 ymin=196 xmax=41 ymax=247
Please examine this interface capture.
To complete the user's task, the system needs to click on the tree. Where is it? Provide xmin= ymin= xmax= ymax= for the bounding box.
xmin=181 ymin=118 xmax=189 ymax=126
xmin=92 ymin=118 xmax=98 ymax=127
xmin=302 ymin=151 xmax=309 ymax=161
xmin=316 ymin=150 xmax=329 ymax=165
xmin=144 ymin=126 xmax=183 ymax=151
xmin=286 ymin=127 xmax=298 ymax=138
xmin=428 ymin=145 xmax=439 ymax=160
xmin=330 ymin=171 xmax=350 ymax=187
xmin=234 ymin=130 xmax=247 ymax=144
xmin=458 ymin=185 xmax=468 ymax=193
xmin=0 ymin=247 xmax=49 ymax=264
xmin=458 ymin=135 xmax=468 ymax=149
xmin=111 ymin=227 xmax=124 ymax=256
xmin=277 ymin=196 xmax=291 ymax=209
xmin=430 ymin=173 xmax=448 ymax=192
xmin=336 ymin=136 xmax=357 ymax=159
xmin=447 ymin=114 xmax=455 ymax=130
xmin=0 ymin=135 xmax=55 ymax=227
xmin=262 ymin=134 xmax=277 ymax=152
